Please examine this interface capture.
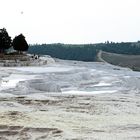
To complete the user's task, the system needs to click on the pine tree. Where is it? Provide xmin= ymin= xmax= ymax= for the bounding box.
xmin=0 ymin=28 xmax=12 ymax=53
xmin=13 ymin=34 xmax=29 ymax=53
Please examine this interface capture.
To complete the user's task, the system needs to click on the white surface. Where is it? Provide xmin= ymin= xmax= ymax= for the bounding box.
xmin=0 ymin=74 xmax=36 ymax=91
xmin=62 ymin=90 xmax=117 ymax=95
xmin=1 ymin=59 xmax=140 ymax=94
xmin=0 ymin=59 xmax=140 ymax=140
xmin=10 ymin=66 xmax=73 ymax=73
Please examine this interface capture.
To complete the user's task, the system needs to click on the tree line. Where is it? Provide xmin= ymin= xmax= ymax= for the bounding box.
xmin=28 ymin=42 xmax=140 ymax=61
xmin=0 ymin=28 xmax=29 ymax=54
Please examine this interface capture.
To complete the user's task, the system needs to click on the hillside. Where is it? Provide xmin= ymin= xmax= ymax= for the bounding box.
xmin=98 ymin=50 xmax=140 ymax=71
xmin=28 ymin=42 xmax=140 ymax=61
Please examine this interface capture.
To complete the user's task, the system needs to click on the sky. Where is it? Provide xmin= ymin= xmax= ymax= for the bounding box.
xmin=0 ymin=0 xmax=140 ymax=44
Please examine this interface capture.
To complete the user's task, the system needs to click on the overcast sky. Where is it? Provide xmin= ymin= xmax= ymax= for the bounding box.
xmin=0 ymin=0 xmax=140 ymax=44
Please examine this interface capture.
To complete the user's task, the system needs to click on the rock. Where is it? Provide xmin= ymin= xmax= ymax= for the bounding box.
xmin=0 ymin=54 xmax=55 ymax=67
xmin=26 ymin=79 xmax=61 ymax=92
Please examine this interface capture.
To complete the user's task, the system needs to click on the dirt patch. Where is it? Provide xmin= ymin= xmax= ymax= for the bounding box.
xmin=0 ymin=125 xmax=63 ymax=140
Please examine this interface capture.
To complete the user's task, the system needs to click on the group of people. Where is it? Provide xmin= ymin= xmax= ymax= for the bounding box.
xmin=31 ymin=54 xmax=40 ymax=60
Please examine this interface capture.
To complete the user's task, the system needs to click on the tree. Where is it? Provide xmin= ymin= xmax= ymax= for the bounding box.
xmin=13 ymin=34 xmax=29 ymax=53
xmin=0 ymin=28 xmax=12 ymax=53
